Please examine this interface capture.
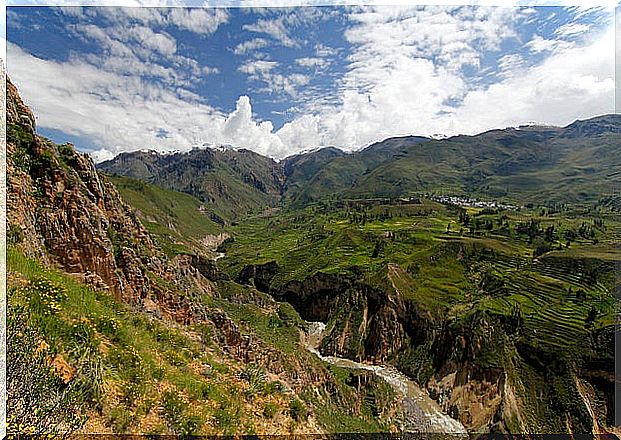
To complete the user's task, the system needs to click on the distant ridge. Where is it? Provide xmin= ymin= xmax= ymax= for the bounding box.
xmin=98 ymin=114 xmax=621 ymax=212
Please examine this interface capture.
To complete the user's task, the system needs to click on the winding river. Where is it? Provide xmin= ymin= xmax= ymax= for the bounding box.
xmin=304 ymin=322 xmax=467 ymax=435
xmin=211 ymin=243 xmax=466 ymax=435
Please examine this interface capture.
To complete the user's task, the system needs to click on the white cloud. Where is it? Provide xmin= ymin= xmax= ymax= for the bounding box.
xmin=59 ymin=6 xmax=229 ymax=35
xmin=125 ymin=25 xmax=177 ymax=55
xmin=168 ymin=8 xmax=229 ymax=34
xmin=66 ymin=11 xmax=219 ymax=87
xmin=239 ymin=59 xmax=309 ymax=98
xmin=268 ymin=6 xmax=519 ymax=150
xmin=233 ymin=37 xmax=269 ymax=54
xmin=242 ymin=15 xmax=298 ymax=47
xmin=452 ymin=25 xmax=614 ymax=132
xmin=497 ymin=53 xmax=526 ymax=77
xmin=238 ymin=59 xmax=278 ymax=75
xmin=222 ymin=95 xmax=288 ymax=156
xmin=525 ymin=34 xmax=574 ymax=53
xmin=314 ymin=43 xmax=338 ymax=57
xmin=554 ymin=22 xmax=590 ymax=37
xmin=295 ymin=57 xmax=329 ymax=68
xmin=272 ymin=6 xmax=614 ymax=154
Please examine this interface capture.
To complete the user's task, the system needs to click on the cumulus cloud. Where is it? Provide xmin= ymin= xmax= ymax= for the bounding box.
xmin=222 ymin=96 xmax=287 ymax=156
xmin=6 ymin=5 xmax=616 ymax=163
xmin=276 ymin=5 xmax=614 ymax=152
xmin=168 ymin=8 xmax=229 ymax=34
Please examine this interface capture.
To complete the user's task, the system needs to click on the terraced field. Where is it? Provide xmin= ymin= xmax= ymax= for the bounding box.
xmin=221 ymin=198 xmax=617 ymax=357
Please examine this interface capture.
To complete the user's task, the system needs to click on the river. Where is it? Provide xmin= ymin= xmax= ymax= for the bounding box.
xmin=304 ymin=322 xmax=467 ymax=435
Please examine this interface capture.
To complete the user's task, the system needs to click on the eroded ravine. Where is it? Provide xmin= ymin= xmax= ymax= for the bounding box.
xmin=303 ymin=322 xmax=467 ymax=435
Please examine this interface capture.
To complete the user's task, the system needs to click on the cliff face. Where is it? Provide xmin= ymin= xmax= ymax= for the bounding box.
xmin=6 ymin=78 xmax=210 ymax=322
xmin=239 ymin=257 xmax=615 ymax=434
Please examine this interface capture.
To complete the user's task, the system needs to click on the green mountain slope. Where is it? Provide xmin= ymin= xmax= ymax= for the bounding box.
xmin=98 ymin=147 xmax=285 ymax=222
xmin=289 ymin=136 xmax=429 ymax=205
xmin=107 ymin=175 xmax=225 ymax=257
xmin=343 ymin=121 xmax=621 ymax=204
xmin=281 ymin=146 xmax=346 ymax=203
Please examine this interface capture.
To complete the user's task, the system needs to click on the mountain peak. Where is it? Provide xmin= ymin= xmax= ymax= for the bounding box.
xmin=562 ymin=113 xmax=621 ymax=138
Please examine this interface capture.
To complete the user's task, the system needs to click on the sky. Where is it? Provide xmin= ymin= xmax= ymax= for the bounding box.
xmin=3 ymin=2 xmax=618 ymax=162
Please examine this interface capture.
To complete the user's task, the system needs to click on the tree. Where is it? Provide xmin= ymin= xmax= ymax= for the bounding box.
xmin=585 ymin=306 xmax=598 ymax=327
xmin=544 ymin=225 xmax=555 ymax=242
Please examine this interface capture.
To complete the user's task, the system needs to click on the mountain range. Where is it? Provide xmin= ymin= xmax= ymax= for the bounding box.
xmin=98 ymin=116 xmax=621 ymax=220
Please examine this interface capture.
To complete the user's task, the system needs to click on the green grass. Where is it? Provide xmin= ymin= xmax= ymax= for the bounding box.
xmin=221 ymin=198 xmax=617 ymax=355
xmin=109 ymin=175 xmax=224 ymax=257
xmin=7 ymin=247 xmax=263 ymax=435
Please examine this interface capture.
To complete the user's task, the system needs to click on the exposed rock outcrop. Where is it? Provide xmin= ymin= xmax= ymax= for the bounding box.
xmin=7 ymin=78 xmax=211 ymax=324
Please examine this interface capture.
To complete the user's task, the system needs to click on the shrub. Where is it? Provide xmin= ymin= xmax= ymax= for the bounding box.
xmin=7 ymin=305 xmax=87 ymax=437
xmin=109 ymin=407 xmax=132 ymax=432
xmin=239 ymin=363 xmax=266 ymax=396
xmin=263 ymin=380 xmax=286 ymax=395
xmin=263 ymin=402 xmax=279 ymax=418
xmin=288 ymin=398 xmax=308 ymax=421
xmin=214 ymin=401 xmax=241 ymax=435
xmin=7 ymin=224 xmax=24 ymax=245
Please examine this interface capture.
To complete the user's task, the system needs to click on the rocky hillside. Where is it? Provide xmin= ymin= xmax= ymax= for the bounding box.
xmin=234 ymin=253 xmax=616 ymax=434
xmin=6 ymin=78 xmax=405 ymax=436
xmin=7 ymin=77 xmax=213 ymax=322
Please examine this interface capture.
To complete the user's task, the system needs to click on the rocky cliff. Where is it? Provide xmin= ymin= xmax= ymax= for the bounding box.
xmin=7 ymin=77 xmax=214 ymax=323
xmin=236 ymin=256 xmax=615 ymax=434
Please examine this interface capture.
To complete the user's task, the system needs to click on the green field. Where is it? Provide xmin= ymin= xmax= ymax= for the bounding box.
xmin=221 ymin=197 xmax=616 ymax=364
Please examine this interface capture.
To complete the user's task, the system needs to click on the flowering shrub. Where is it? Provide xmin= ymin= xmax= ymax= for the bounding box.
xmin=25 ymin=276 xmax=67 ymax=316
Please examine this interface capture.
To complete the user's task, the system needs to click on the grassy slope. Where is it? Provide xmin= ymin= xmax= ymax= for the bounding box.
xmin=8 ymin=247 xmax=398 ymax=435
xmin=108 ymin=175 xmax=224 ymax=257
xmin=99 ymin=148 xmax=283 ymax=222
xmin=348 ymin=133 xmax=621 ymax=205
xmin=285 ymin=128 xmax=620 ymax=207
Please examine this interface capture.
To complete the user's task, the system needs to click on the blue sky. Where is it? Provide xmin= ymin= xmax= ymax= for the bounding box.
xmin=4 ymin=3 xmax=616 ymax=161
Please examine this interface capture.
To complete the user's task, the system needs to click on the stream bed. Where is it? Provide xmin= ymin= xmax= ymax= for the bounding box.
xmin=304 ymin=322 xmax=467 ymax=435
